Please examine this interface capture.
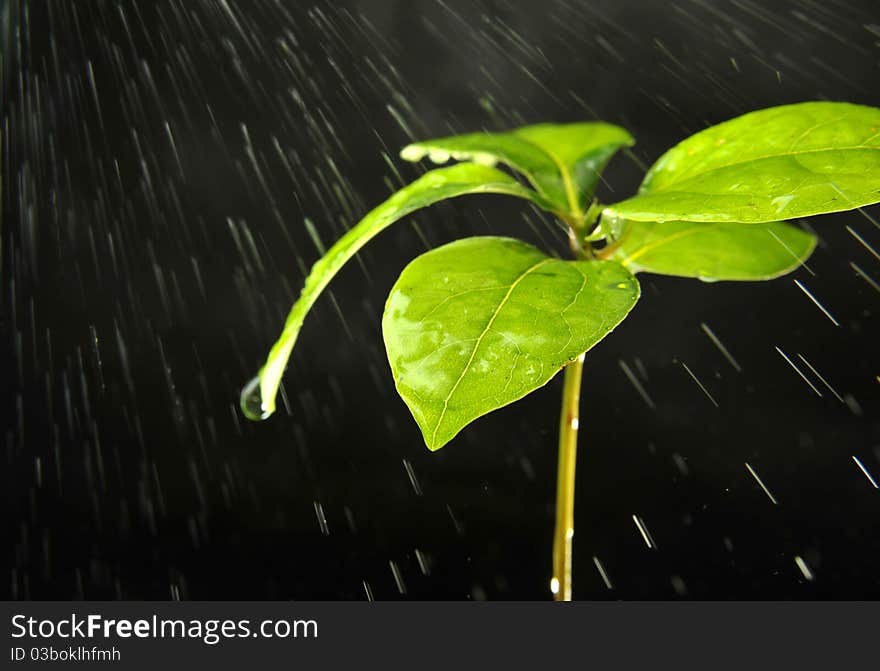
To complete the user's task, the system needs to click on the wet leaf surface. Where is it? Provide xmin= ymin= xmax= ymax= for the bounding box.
xmin=608 ymin=220 xmax=817 ymax=281
xmin=383 ymin=237 xmax=640 ymax=449
xmin=606 ymin=102 xmax=880 ymax=223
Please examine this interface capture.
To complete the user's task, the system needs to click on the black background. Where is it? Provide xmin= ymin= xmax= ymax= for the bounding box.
xmin=2 ymin=0 xmax=879 ymax=600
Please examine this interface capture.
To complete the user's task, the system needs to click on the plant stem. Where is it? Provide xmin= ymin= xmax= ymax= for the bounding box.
xmin=552 ymin=352 xmax=585 ymax=601
xmin=567 ymin=227 xmax=594 ymax=259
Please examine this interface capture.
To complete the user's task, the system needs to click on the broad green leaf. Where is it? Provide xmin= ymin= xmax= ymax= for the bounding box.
xmin=382 ymin=236 xmax=640 ymax=450
xmin=605 ymin=102 xmax=880 ymax=223
xmin=246 ymin=164 xmax=547 ymax=420
xmin=606 ymin=220 xmax=817 ymax=281
xmin=401 ymin=122 xmax=634 ymax=219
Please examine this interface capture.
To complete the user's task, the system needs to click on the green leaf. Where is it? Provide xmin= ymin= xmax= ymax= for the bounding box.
xmin=606 ymin=220 xmax=817 ymax=281
xmin=401 ymin=122 xmax=634 ymax=219
xmin=512 ymin=123 xmax=634 ymax=212
xmin=382 ymin=237 xmax=640 ymax=450
xmin=247 ymin=164 xmax=546 ymax=420
xmin=605 ymin=101 xmax=880 ymax=223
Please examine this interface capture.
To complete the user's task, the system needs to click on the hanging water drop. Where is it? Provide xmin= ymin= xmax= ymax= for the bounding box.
xmin=240 ymin=374 xmax=270 ymax=421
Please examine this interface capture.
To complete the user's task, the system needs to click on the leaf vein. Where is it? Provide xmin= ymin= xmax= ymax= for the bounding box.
xmin=430 ymin=258 xmax=553 ymax=446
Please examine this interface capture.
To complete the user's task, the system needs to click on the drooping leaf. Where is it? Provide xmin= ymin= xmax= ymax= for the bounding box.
xmin=247 ymin=164 xmax=547 ymax=420
xmin=605 ymin=220 xmax=817 ymax=281
xmin=401 ymin=133 xmax=561 ymax=202
xmin=401 ymin=122 xmax=634 ymax=219
xmin=382 ymin=236 xmax=640 ymax=450
xmin=605 ymin=101 xmax=880 ymax=223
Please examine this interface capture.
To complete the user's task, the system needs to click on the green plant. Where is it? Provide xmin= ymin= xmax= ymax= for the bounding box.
xmin=241 ymin=101 xmax=880 ymax=600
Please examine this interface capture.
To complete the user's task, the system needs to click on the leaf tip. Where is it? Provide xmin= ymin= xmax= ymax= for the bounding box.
xmin=425 ymin=439 xmax=446 ymax=452
xmin=240 ymin=373 xmax=273 ymax=421
xmin=421 ymin=421 xmax=452 ymax=452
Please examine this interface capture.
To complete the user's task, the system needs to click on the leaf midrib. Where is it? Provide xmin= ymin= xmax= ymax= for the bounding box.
xmin=513 ymin=135 xmax=583 ymax=218
xmin=430 ymin=257 xmax=553 ymax=447
xmin=645 ymin=144 xmax=880 ymax=194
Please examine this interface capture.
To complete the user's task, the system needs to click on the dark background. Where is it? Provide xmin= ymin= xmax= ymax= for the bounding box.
xmin=1 ymin=0 xmax=879 ymax=600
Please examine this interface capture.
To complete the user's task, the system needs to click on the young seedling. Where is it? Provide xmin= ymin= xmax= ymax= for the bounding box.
xmin=241 ymin=101 xmax=880 ymax=600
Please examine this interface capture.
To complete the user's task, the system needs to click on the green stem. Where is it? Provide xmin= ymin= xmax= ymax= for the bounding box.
xmin=552 ymin=353 xmax=584 ymax=601
xmin=567 ymin=227 xmax=594 ymax=259
xmin=551 ymin=210 xmax=594 ymax=601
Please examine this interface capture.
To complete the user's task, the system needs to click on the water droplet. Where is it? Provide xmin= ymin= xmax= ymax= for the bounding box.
xmin=399 ymin=145 xmax=427 ymax=162
xmin=771 ymin=194 xmax=795 ymax=213
xmin=240 ymin=375 xmax=270 ymax=421
xmin=428 ymin=149 xmax=450 ymax=163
